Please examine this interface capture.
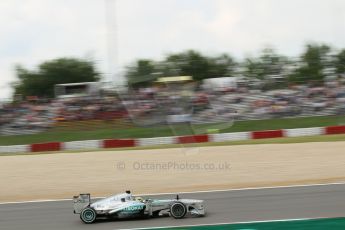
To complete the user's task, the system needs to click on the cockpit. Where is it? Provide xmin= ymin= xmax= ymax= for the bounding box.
xmin=99 ymin=191 xmax=133 ymax=203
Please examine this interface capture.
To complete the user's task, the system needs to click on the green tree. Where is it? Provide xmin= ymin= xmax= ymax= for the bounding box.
xmin=289 ymin=44 xmax=331 ymax=84
xmin=163 ymin=50 xmax=210 ymax=81
xmin=242 ymin=57 xmax=263 ymax=79
xmin=260 ymin=48 xmax=288 ymax=76
xmin=125 ymin=50 xmax=237 ymax=86
xmin=335 ymin=49 xmax=345 ymax=74
xmin=242 ymin=48 xmax=288 ymax=80
xmin=208 ymin=54 xmax=236 ymax=78
xmin=162 ymin=50 xmax=236 ymax=80
xmin=13 ymin=58 xmax=100 ymax=99
xmin=125 ymin=59 xmax=157 ymax=87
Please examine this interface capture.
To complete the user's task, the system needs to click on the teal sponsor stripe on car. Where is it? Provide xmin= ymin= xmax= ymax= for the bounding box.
xmin=121 ymin=205 xmax=145 ymax=212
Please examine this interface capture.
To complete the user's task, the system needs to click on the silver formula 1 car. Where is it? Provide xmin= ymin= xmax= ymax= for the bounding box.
xmin=73 ymin=191 xmax=206 ymax=224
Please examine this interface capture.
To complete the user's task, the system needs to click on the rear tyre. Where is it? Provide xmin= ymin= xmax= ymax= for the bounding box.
xmin=80 ymin=207 xmax=97 ymax=224
xmin=170 ymin=202 xmax=187 ymax=219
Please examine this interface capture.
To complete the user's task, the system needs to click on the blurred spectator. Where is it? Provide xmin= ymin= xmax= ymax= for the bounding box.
xmin=1 ymin=79 xmax=345 ymax=134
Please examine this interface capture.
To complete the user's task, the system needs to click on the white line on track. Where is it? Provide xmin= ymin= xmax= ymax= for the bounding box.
xmin=1 ymin=181 xmax=345 ymax=205
xmin=117 ymin=217 xmax=331 ymax=230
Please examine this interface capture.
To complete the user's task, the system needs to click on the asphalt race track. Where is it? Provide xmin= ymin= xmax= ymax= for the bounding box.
xmin=1 ymin=183 xmax=345 ymax=230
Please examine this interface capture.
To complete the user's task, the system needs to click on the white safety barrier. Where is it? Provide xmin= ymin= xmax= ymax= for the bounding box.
xmin=64 ymin=140 xmax=101 ymax=151
xmin=0 ymin=145 xmax=29 ymax=154
xmin=138 ymin=136 xmax=175 ymax=146
xmin=210 ymin=132 xmax=250 ymax=142
xmin=284 ymin=127 xmax=324 ymax=137
xmin=0 ymin=125 xmax=343 ymax=154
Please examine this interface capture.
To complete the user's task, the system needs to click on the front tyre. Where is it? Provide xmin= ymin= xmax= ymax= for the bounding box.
xmin=170 ymin=202 xmax=187 ymax=219
xmin=80 ymin=207 xmax=97 ymax=224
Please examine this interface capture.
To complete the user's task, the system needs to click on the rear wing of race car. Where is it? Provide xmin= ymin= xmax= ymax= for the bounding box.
xmin=73 ymin=194 xmax=91 ymax=214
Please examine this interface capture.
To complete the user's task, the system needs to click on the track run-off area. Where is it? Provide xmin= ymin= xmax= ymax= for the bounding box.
xmin=1 ymin=183 xmax=345 ymax=230
xmin=2 ymin=140 xmax=345 ymax=229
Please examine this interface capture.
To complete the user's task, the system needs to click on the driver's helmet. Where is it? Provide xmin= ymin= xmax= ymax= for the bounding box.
xmin=125 ymin=190 xmax=133 ymax=201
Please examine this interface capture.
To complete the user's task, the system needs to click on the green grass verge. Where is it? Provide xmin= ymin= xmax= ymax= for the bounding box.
xmin=1 ymin=115 xmax=345 ymax=146
xmin=151 ymin=217 xmax=345 ymax=229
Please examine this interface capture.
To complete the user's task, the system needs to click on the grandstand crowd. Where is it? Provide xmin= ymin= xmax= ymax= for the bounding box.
xmin=1 ymin=78 xmax=345 ymax=135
